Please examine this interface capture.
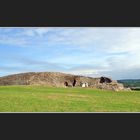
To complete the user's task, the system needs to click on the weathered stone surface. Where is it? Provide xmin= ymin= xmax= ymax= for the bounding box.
xmin=95 ymin=82 xmax=125 ymax=91
xmin=0 ymin=72 xmax=127 ymax=91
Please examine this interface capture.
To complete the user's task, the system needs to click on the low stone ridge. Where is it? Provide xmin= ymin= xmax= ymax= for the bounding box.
xmin=0 ymin=72 xmax=127 ymax=91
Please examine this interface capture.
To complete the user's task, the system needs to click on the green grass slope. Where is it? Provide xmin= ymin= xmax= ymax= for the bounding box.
xmin=0 ymin=86 xmax=140 ymax=112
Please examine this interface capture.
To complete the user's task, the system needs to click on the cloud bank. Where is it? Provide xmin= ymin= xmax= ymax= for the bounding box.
xmin=0 ymin=27 xmax=140 ymax=80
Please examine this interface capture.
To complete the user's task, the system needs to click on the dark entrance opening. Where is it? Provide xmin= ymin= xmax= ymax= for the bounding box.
xmin=100 ymin=77 xmax=105 ymax=83
xmin=73 ymin=79 xmax=76 ymax=87
xmin=64 ymin=81 xmax=68 ymax=86
xmin=100 ymin=77 xmax=112 ymax=83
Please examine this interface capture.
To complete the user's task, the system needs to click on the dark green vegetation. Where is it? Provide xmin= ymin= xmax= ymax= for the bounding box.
xmin=0 ymin=86 xmax=140 ymax=112
xmin=118 ymin=79 xmax=140 ymax=90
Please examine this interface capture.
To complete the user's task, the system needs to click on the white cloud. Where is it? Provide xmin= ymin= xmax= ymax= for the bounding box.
xmin=1 ymin=27 xmax=140 ymax=79
xmin=34 ymin=28 xmax=51 ymax=36
xmin=22 ymin=30 xmax=35 ymax=37
xmin=0 ymin=36 xmax=27 ymax=46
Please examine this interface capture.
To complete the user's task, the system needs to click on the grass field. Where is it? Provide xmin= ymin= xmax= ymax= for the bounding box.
xmin=0 ymin=85 xmax=140 ymax=112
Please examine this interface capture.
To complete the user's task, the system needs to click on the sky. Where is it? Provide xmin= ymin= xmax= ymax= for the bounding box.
xmin=0 ymin=27 xmax=140 ymax=80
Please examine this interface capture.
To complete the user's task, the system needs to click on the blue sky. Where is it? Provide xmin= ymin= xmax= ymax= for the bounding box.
xmin=0 ymin=27 xmax=140 ymax=80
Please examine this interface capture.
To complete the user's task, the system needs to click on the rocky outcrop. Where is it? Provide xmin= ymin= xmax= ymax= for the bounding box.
xmin=0 ymin=72 xmax=127 ymax=91
xmin=95 ymin=82 xmax=125 ymax=91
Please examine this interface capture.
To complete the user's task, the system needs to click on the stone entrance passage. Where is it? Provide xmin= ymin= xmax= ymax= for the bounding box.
xmin=100 ymin=77 xmax=112 ymax=83
xmin=64 ymin=81 xmax=68 ymax=87
xmin=73 ymin=79 xmax=76 ymax=87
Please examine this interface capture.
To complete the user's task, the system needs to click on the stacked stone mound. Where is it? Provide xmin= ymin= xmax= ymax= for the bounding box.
xmin=94 ymin=82 xmax=125 ymax=91
xmin=0 ymin=72 xmax=126 ymax=91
